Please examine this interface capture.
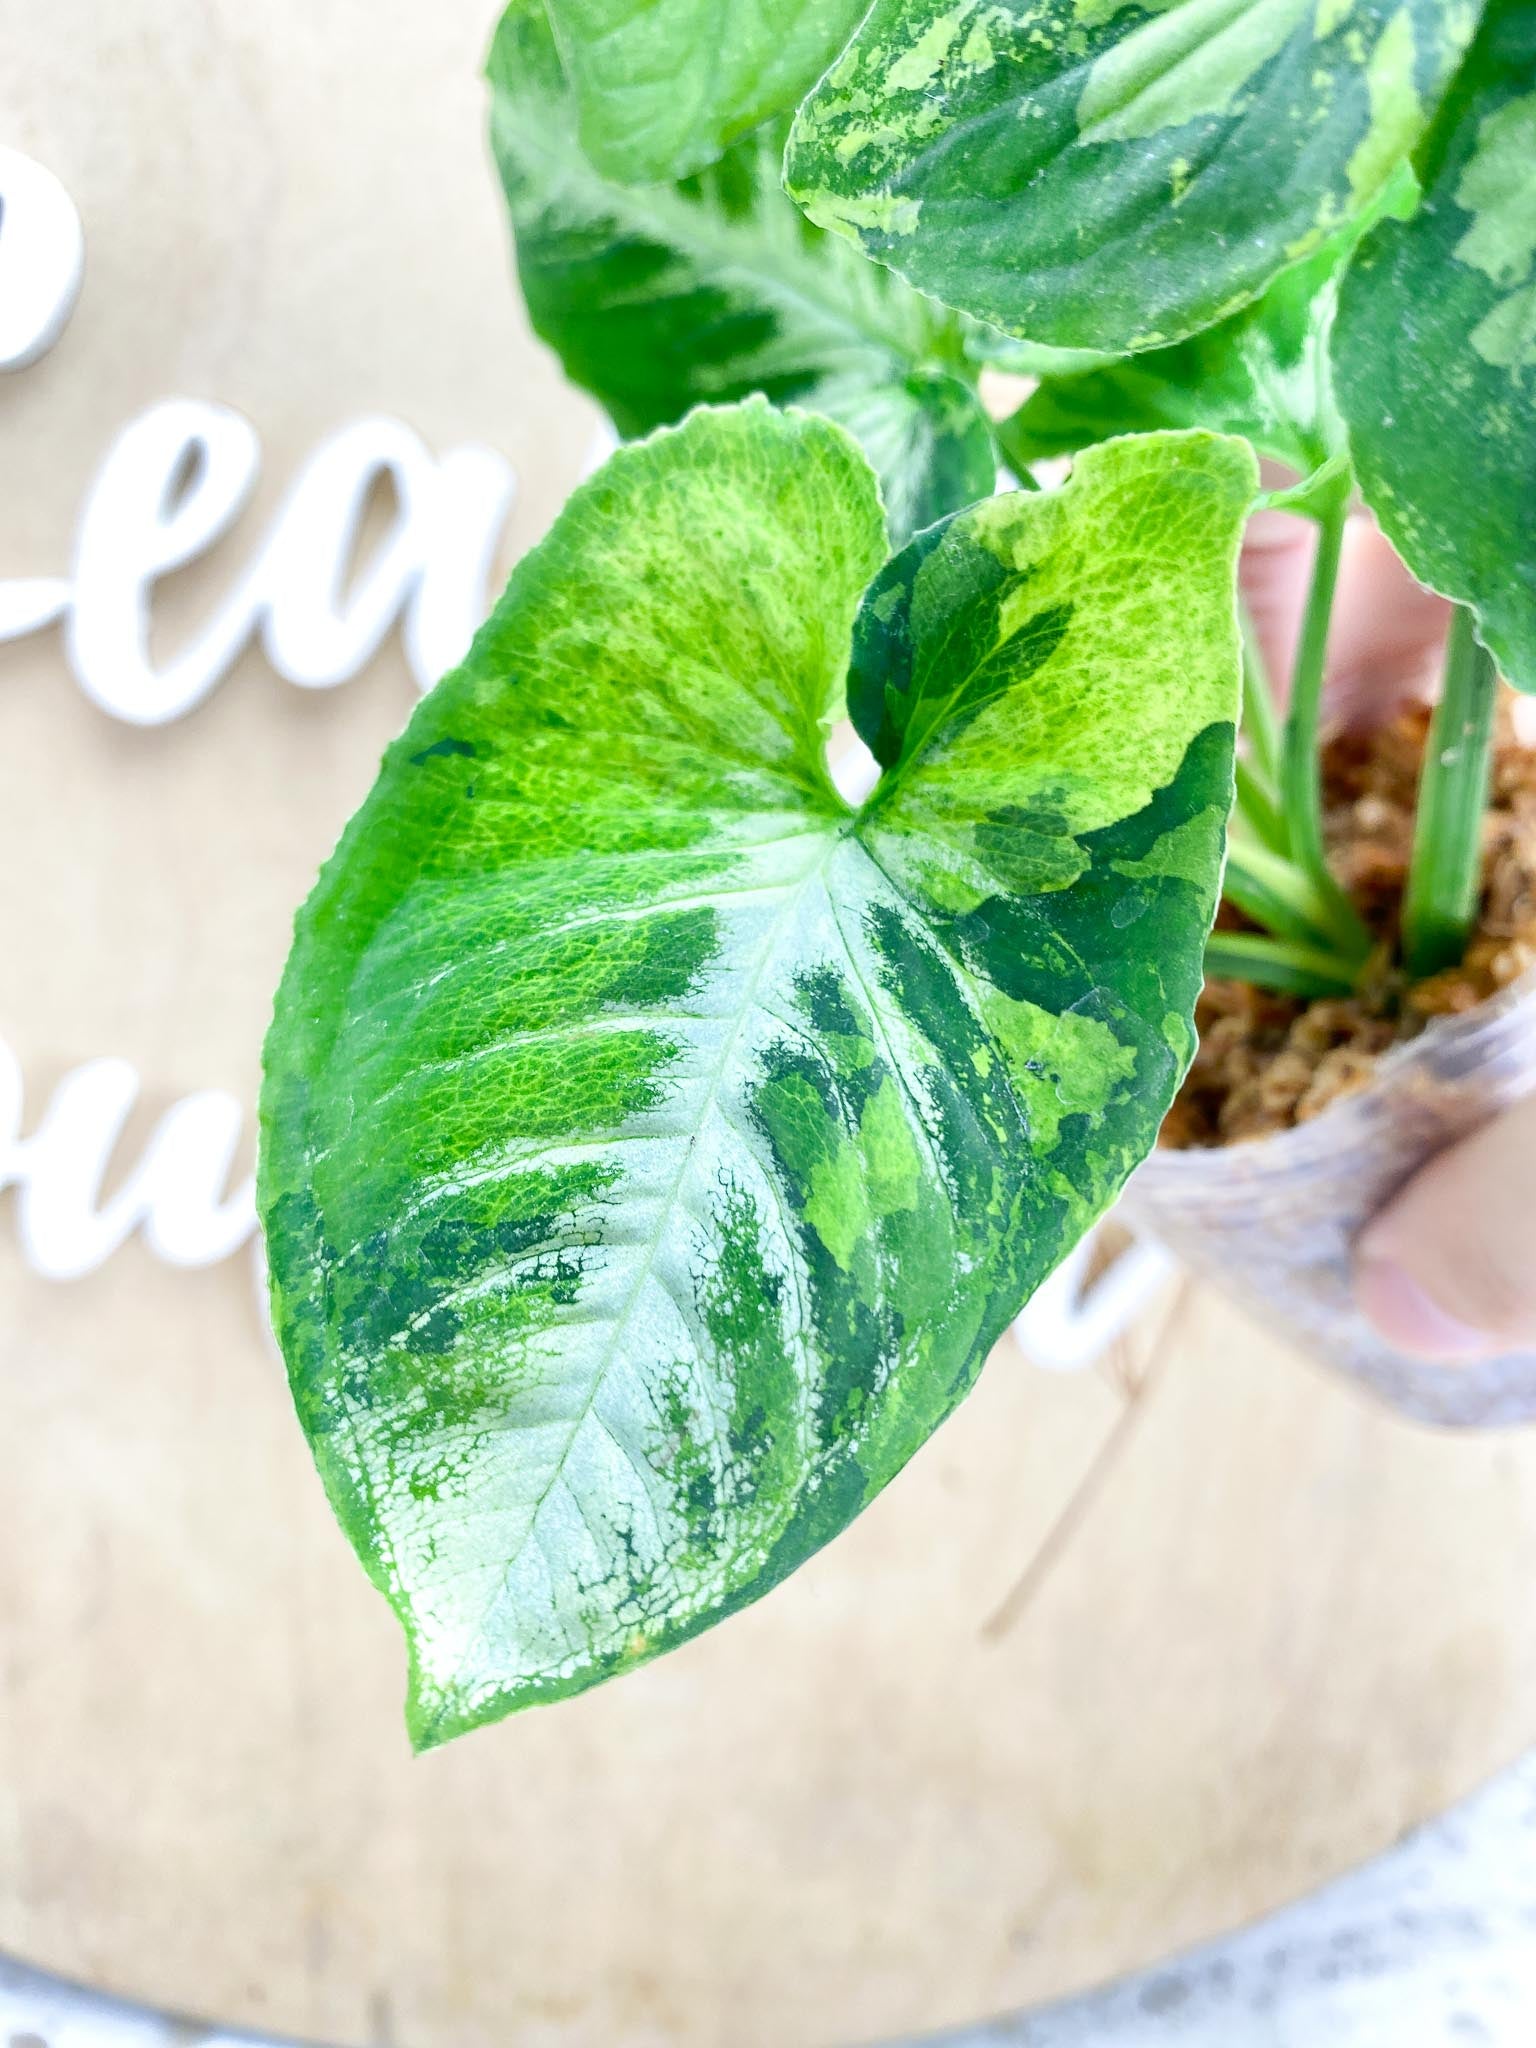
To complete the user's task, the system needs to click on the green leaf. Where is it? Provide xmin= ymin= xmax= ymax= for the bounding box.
xmin=539 ymin=0 xmax=866 ymax=184
xmin=1333 ymin=0 xmax=1536 ymax=689
xmin=488 ymin=2 xmax=997 ymax=542
xmin=784 ymin=0 xmax=1482 ymax=355
xmin=1000 ymin=172 xmax=1421 ymax=477
xmin=259 ymin=402 xmax=1254 ymax=1745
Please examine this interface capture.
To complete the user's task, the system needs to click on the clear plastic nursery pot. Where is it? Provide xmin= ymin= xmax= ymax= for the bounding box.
xmin=1122 ymin=971 xmax=1536 ymax=1429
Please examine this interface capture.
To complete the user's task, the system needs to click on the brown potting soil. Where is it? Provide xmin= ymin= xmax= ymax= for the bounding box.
xmin=1162 ymin=699 xmax=1536 ymax=1149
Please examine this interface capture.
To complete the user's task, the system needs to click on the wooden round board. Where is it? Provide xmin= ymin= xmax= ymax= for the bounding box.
xmin=5 ymin=5 xmax=1536 ymax=2045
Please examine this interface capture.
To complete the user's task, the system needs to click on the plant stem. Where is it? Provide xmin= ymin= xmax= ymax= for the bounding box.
xmin=1401 ymin=607 xmax=1498 ymax=981
xmin=1233 ymin=757 xmax=1288 ymax=856
xmin=1255 ymin=451 xmax=1352 ymax=521
xmin=1280 ymin=499 xmax=1374 ymax=967
xmin=1240 ymin=601 xmax=1283 ymax=800
xmin=1204 ymin=931 xmax=1357 ymax=1000
xmin=991 ymin=407 xmax=1043 ymax=489
xmin=1223 ymin=842 xmax=1347 ymax=954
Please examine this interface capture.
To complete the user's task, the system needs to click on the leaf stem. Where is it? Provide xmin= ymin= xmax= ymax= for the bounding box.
xmin=991 ymin=406 xmax=1042 ymax=489
xmin=1223 ymin=841 xmax=1347 ymax=955
xmin=1401 ymin=608 xmax=1498 ymax=981
xmin=1280 ymin=499 xmax=1374 ymax=968
xmin=1204 ymin=930 xmax=1357 ymax=1000
xmin=1239 ymin=600 xmax=1283 ymax=799
xmin=1254 ymin=452 xmax=1351 ymax=521
xmin=1233 ymin=757 xmax=1288 ymax=856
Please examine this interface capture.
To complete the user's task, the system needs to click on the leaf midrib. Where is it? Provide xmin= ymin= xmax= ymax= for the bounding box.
xmin=417 ymin=816 xmax=849 ymax=1731
xmin=856 ymin=607 xmax=1063 ymax=814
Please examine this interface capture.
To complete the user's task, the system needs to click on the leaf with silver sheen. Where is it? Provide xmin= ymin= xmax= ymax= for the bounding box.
xmin=258 ymin=402 xmax=1254 ymax=1746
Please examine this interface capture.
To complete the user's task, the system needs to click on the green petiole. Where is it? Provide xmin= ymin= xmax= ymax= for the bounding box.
xmin=1233 ymin=756 xmax=1288 ymax=857
xmin=1400 ymin=607 xmax=1498 ymax=981
xmin=1279 ymin=497 xmax=1375 ymax=969
xmin=1239 ymin=600 xmax=1284 ymax=802
xmin=1204 ymin=930 xmax=1358 ymax=1000
xmin=1254 ymin=451 xmax=1352 ymax=521
xmin=1223 ymin=839 xmax=1349 ymax=956
xmin=991 ymin=407 xmax=1044 ymax=489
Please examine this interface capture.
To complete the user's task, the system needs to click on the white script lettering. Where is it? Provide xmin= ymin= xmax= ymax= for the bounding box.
xmin=4 ymin=401 xmax=517 ymax=723
xmin=0 ymin=1025 xmax=1163 ymax=1371
xmin=0 ymin=145 xmax=84 ymax=371
xmin=0 ymin=1036 xmax=256 ymax=1280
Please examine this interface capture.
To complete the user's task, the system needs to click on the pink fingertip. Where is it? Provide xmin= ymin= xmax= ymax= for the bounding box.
xmin=1355 ymin=1256 xmax=1496 ymax=1363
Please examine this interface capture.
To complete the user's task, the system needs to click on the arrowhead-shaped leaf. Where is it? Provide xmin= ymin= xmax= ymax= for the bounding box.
xmin=785 ymin=0 xmax=1480 ymax=355
xmin=259 ymin=402 xmax=1254 ymax=1746
xmin=488 ymin=1 xmax=998 ymax=542
xmin=1333 ymin=0 xmax=1536 ymax=689
xmin=539 ymin=0 xmax=865 ymax=184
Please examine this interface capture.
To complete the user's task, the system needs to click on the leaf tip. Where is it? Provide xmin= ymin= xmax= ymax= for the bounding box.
xmin=405 ymin=1666 xmax=487 ymax=1756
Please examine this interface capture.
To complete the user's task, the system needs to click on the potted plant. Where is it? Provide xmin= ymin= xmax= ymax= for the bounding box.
xmin=258 ymin=0 xmax=1535 ymax=1743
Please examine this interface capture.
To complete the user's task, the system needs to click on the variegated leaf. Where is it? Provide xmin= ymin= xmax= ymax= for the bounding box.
xmin=1334 ymin=0 xmax=1536 ymax=689
xmin=259 ymin=402 xmax=1254 ymax=1745
xmin=784 ymin=0 xmax=1482 ymax=355
xmin=540 ymin=0 xmax=865 ymax=183
xmin=488 ymin=1 xmax=998 ymax=543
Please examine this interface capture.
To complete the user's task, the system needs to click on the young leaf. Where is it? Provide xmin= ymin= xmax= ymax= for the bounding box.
xmin=785 ymin=0 xmax=1481 ymax=355
xmin=540 ymin=0 xmax=866 ymax=184
xmin=1002 ymin=248 xmax=1346 ymax=477
xmin=488 ymin=2 xmax=997 ymax=542
xmin=259 ymin=403 xmax=1254 ymax=1746
xmin=999 ymin=172 xmax=1421 ymax=478
xmin=1333 ymin=0 xmax=1536 ymax=690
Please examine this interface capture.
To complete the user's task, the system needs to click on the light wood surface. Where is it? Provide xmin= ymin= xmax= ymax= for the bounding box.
xmin=5 ymin=6 xmax=1536 ymax=2045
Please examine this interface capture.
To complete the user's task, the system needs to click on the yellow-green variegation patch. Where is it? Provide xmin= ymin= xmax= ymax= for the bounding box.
xmin=784 ymin=0 xmax=1481 ymax=354
xmin=487 ymin=2 xmax=997 ymax=544
xmin=258 ymin=403 xmax=1255 ymax=1746
xmin=1334 ymin=0 xmax=1536 ymax=689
